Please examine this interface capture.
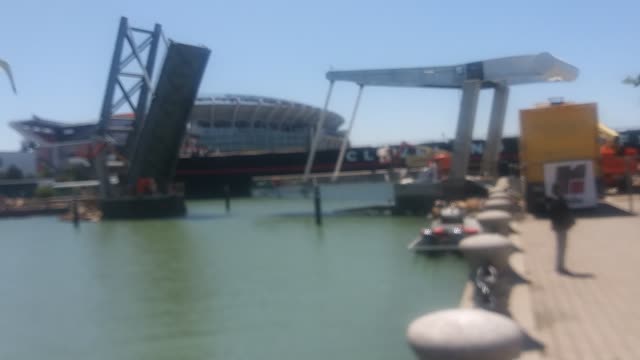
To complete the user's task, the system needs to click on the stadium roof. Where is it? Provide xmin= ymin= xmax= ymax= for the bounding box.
xmin=10 ymin=116 xmax=97 ymax=146
xmin=192 ymin=94 xmax=344 ymax=130
xmin=10 ymin=94 xmax=345 ymax=146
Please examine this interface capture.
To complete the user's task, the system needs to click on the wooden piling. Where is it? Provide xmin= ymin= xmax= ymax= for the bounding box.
xmin=314 ymin=183 xmax=322 ymax=226
xmin=224 ymin=185 xmax=231 ymax=213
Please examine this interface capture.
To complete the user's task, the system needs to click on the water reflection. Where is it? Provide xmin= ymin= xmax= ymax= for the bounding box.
xmin=92 ymin=220 xmax=213 ymax=359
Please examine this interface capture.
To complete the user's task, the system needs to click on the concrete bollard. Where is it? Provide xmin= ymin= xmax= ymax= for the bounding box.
xmin=476 ymin=210 xmax=512 ymax=235
xmin=483 ymin=198 xmax=513 ymax=212
xmin=489 ymin=185 xmax=508 ymax=193
xmin=407 ymin=308 xmax=522 ymax=360
xmin=488 ymin=191 xmax=511 ymax=201
xmin=493 ymin=177 xmax=511 ymax=190
xmin=488 ymin=195 xmax=512 ymax=205
xmin=459 ymin=233 xmax=514 ymax=272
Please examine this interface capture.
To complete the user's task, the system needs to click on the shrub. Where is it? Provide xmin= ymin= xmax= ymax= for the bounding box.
xmin=4 ymin=165 xmax=23 ymax=180
xmin=34 ymin=186 xmax=55 ymax=198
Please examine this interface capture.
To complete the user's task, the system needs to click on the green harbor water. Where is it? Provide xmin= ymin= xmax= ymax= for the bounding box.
xmin=0 ymin=187 xmax=467 ymax=360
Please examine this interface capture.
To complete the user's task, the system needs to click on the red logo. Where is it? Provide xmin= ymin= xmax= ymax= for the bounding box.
xmin=568 ymin=179 xmax=584 ymax=194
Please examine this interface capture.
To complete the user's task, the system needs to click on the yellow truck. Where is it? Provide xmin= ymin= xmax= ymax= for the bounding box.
xmin=520 ymin=102 xmax=601 ymax=212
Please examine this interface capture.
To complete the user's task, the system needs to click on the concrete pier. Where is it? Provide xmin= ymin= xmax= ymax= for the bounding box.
xmin=517 ymin=204 xmax=640 ymax=360
xmin=461 ymin=189 xmax=640 ymax=359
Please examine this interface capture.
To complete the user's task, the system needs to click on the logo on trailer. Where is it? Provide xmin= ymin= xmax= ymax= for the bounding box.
xmin=554 ymin=163 xmax=586 ymax=195
xmin=543 ymin=160 xmax=597 ymax=209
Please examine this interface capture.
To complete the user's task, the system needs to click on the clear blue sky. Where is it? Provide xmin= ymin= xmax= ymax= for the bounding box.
xmin=1 ymin=0 xmax=639 ymax=150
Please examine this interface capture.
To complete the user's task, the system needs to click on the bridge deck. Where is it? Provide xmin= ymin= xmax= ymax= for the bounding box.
xmin=127 ymin=42 xmax=210 ymax=188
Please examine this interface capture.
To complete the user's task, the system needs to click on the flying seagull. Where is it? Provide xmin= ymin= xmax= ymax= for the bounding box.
xmin=0 ymin=58 xmax=17 ymax=94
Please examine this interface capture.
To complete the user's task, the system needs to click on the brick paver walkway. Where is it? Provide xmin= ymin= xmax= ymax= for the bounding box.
xmin=521 ymin=208 xmax=640 ymax=359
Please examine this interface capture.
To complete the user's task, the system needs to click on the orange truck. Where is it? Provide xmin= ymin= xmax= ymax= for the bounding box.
xmin=599 ymin=125 xmax=638 ymax=191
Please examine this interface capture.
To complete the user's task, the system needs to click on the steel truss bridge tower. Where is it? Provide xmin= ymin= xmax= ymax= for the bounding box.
xmin=95 ymin=17 xmax=210 ymax=204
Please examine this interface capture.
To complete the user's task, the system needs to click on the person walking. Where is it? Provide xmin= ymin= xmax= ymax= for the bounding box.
xmin=548 ymin=184 xmax=575 ymax=274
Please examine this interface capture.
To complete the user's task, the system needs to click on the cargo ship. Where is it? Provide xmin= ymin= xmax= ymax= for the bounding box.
xmin=175 ymin=147 xmax=385 ymax=197
xmin=174 ymin=138 xmax=522 ymax=198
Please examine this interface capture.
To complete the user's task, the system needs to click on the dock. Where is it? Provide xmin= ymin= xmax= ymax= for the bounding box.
xmin=515 ymin=198 xmax=640 ymax=359
xmin=407 ymin=237 xmax=461 ymax=252
xmin=0 ymin=197 xmax=77 ymax=218
xmin=452 ymin=183 xmax=640 ymax=359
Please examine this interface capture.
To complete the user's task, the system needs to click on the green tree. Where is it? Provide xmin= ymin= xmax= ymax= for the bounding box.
xmin=4 ymin=165 xmax=23 ymax=179
xmin=34 ymin=186 xmax=54 ymax=198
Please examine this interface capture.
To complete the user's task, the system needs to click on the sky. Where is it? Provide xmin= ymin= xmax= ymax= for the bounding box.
xmin=1 ymin=0 xmax=639 ymax=150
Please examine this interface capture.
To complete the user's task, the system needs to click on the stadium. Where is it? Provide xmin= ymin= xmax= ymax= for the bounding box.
xmin=184 ymin=94 xmax=345 ymax=155
xmin=10 ymin=94 xmax=347 ymax=172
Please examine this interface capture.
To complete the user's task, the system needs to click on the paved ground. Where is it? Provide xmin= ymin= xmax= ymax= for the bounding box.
xmin=520 ymin=203 xmax=640 ymax=360
xmin=605 ymin=193 xmax=640 ymax=213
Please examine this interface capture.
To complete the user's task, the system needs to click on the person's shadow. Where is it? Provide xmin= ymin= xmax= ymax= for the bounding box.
xmin=558 ymin=269 xmax=595 ymax=278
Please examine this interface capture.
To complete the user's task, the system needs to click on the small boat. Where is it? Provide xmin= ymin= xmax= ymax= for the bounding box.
xmin=408 ymin=206 xmax=481 ymax=255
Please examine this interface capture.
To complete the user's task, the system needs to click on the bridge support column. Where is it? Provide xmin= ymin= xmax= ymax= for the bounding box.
xmin=481 ymin=83 xmax=509 ymax=178
xmin=96 ymin=149 xmax=110 ymax=198
xmin=450 ymin=80 xmax=481 ymax=182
